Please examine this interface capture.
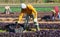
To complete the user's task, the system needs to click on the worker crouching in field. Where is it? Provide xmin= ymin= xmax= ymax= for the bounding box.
xmin=4 ymin=6 xmax=11 ymax=14
xmin=51 ymin=6 xmax=59 ymax=20
xmin=18 ymin=3 xmax=40 ymax=31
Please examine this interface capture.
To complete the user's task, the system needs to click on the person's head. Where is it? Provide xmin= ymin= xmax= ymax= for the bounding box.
xmin=21 ymin=3 xmax=27 ymax=9
xmin=5 ymin=6 xmax=10 ymax=9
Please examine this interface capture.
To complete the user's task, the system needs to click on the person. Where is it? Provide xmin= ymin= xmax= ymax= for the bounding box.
xmin=18 ymin=3 xmax=40 ymax=31
xmin=4 ymin=6 xmax=11 ymax=14
xmin=51 ymin=6 xmax=59 ymax=20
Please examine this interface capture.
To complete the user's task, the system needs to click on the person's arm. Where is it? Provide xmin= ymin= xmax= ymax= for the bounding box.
xmin=32 ymin=9 xmax=38 ymax=22
xmin=27 ymin=4 xmax=38 ymax=22
xmin=32 ymin=8 xmax=37 ymax=19
xmin=51 ymin=10 xmax=56 ymax=17
xmin=18 ymin=11 xmax=24 ymax=23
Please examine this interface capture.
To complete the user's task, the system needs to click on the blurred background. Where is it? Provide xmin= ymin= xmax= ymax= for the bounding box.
xmin=0 ymin=0 xmax=60 ymax=4
xmin=0 ymin=0 xmax=60 ymax=12
xmin=0 ymin=0 xmax=60 ymax=36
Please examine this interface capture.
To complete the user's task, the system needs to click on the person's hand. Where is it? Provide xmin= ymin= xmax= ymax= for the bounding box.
xmin=18 ymin=21 xmax=23 ymax=24
xmin=34 ymin=18 xmax=37 ymax=22
xmin=18 ymin=21 xmax=20 ymax=23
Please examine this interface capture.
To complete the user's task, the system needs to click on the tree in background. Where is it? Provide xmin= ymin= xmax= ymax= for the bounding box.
xmin=0 ymin=0 xmax=60 ymax=4
xmin=54 ymin=0 xmax=60 ymax=3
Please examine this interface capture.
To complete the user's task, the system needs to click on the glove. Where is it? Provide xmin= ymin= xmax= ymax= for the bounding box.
xmin=18 ymin=21 xmax=20 ymax=23
xmin=34 ymin=18 xmax=38 ymax=25
xmin=34 ymin=18 xmax=37 ymax=22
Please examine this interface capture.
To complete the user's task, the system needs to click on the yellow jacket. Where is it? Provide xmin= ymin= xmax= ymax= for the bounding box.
xmin=18 ymin=4 xmax=37 ymax=22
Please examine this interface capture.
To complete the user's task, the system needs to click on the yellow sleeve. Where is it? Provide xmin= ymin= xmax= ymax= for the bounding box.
xmin=27 ymin=4 xmax=37 ymax=19
xmin=18 ymin=11 xmax=24 ymax=23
